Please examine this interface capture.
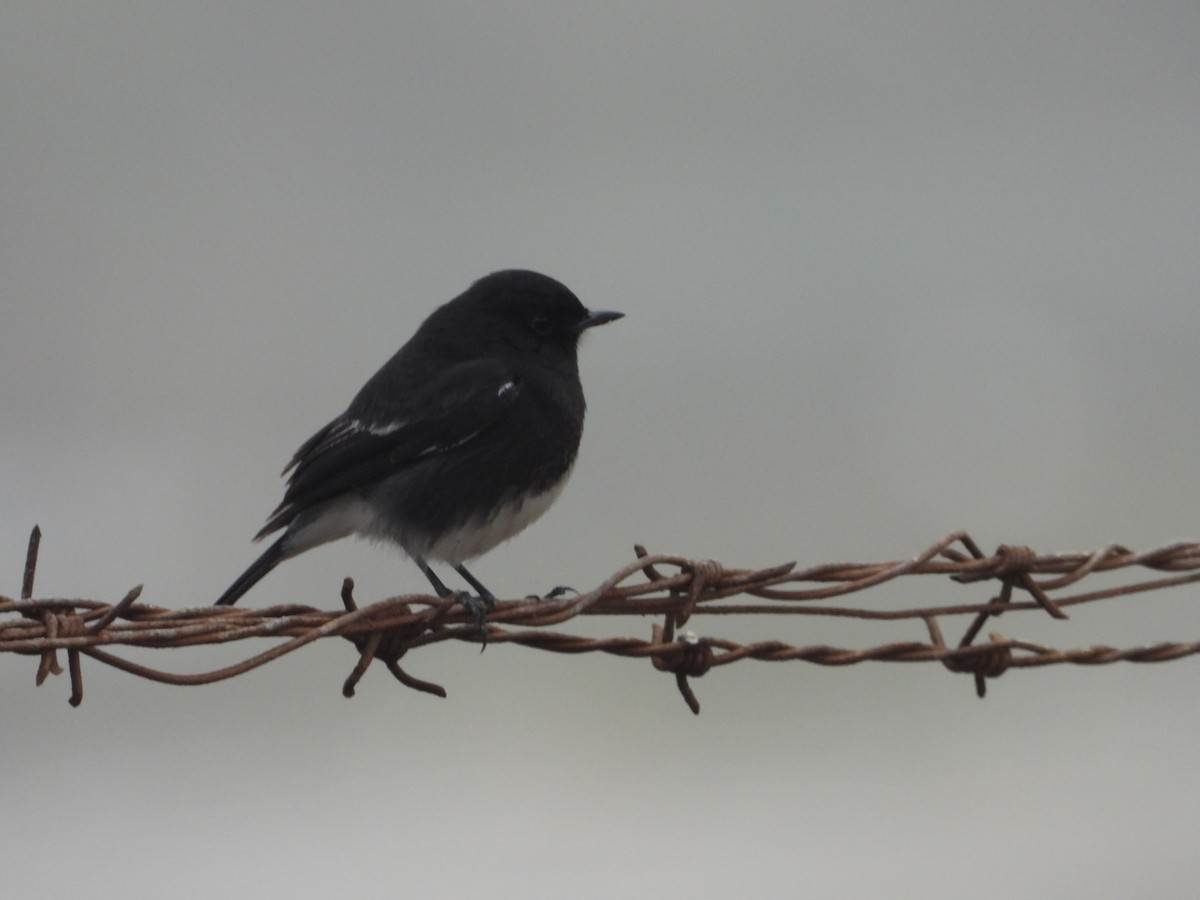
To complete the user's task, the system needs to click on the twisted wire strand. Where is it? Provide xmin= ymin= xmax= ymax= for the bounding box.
xmin=4 ymin=528 xmax=1199 ymax=712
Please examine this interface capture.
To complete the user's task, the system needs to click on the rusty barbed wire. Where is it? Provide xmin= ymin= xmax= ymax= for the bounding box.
xmin=3 ymin=526 xmax=1199 ymax=713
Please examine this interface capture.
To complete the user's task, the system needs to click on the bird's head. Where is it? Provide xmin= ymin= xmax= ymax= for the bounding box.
xmin=448 ymin=269 xmax=623 ymax=362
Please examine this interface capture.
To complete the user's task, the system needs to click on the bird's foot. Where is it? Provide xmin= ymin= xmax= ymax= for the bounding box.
xmin=524 ymin=585 xmax=578 ymax=600
xmin=456 ymin=591 xmax=494 ymax=648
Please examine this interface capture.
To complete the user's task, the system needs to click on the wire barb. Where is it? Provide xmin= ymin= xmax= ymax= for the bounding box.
xmin=22 ymin=525 xmax=40 ymax=600
xmin=4 ymin=529 xmax=1200 ymax=712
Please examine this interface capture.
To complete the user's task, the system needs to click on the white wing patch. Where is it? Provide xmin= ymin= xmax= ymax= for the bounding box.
xmin=333 ymin=418 xmax=408 ymax=438
xmin=366 ymin=419 xmax=405 ymax=436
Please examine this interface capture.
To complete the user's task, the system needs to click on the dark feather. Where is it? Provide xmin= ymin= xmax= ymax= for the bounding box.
xmin=254 ymin=358 xmax=523 ymax=539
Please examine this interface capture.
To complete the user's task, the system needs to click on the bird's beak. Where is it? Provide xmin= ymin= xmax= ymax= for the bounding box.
xmin=578 ymin=309 xmax=624 ymax=331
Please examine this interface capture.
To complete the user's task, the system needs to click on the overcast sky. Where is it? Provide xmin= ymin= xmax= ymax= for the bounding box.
xmin=4 ymin=3 xmax=1200 ymax=897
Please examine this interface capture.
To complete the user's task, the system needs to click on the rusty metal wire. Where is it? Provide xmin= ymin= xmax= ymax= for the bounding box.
xmin=4 ymin=527 xmax=1199 ymax=713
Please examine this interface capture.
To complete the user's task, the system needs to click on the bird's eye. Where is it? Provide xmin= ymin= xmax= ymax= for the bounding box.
xmin=529 ymin=315 xmax=553 ymax=337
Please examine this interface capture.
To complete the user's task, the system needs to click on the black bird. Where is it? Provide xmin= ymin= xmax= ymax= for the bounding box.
xmin=214 ymin=269 xmax=622 ymax=618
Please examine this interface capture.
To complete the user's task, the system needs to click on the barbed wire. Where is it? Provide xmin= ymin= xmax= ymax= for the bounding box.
xmin=4 ymin=526 xmax=1199 ymax=713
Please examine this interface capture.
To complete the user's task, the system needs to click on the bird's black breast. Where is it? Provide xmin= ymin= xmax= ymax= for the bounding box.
xmin=372 ymin=358 xmax=586 ymax=544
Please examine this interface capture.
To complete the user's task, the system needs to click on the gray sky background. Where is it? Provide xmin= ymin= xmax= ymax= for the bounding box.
xmin=4 ymin=3 xmax=1199 ymax=897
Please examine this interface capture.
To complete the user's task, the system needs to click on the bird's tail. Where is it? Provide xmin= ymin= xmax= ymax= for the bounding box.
xmin=214 ymin=537 xmax=287 ymax=606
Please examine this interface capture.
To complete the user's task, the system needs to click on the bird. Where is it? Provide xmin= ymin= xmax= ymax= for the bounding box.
xmin=214 ymin=269 xmax=623 ymax=626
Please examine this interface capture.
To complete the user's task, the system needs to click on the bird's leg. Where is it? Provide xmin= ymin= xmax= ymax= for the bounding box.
xmin=453 ymin=564 xmax=497 ymax=609
xmin=449 ymin=564 xmax=496 ymax=650
xmin=414 ymin=557 xmax=492 ymax=641
xmin=415 ymin=556 xmax=456 ymax=597
xmin=417 ymin=556 xmax=486 ymax=624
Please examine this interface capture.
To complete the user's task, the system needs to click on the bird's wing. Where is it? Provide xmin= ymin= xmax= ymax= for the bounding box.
xmin=254 ymin=358 xmax=522 ymax=539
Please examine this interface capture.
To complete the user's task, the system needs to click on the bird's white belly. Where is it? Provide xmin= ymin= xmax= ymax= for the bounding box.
xmin=423 ymin=477 xmax=568 ymax=565
xmin=281 ymin=496 xmax=379 ymax=557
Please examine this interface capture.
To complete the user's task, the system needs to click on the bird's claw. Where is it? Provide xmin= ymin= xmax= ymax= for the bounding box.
xmin=524 ymin=585 xmax=578 ymax=600
xmin=456 ymin=591 xmax=493 ymax=649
